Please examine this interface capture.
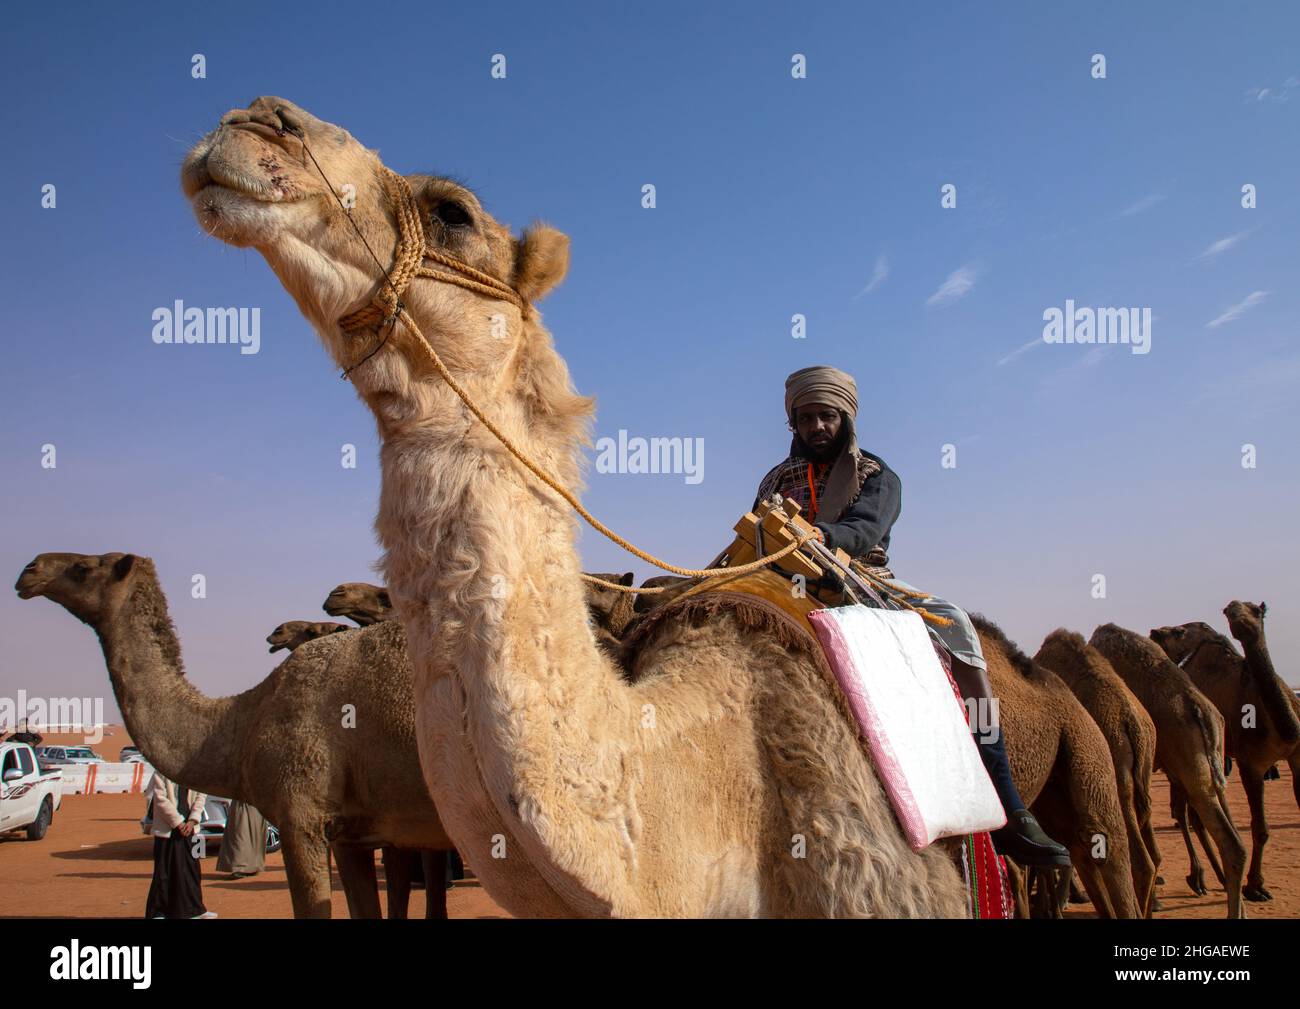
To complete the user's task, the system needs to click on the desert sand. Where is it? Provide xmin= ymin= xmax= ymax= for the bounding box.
xmin=3 ymin=727 xmax=1295 ymax=919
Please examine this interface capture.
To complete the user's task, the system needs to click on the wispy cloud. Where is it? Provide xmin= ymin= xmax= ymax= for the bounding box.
xmin=1196 ymin=352 xmax=1300 ymax=418
xmin=1244 ymin=76 xmax=1299 ymax=103
xmin=855 ymin=253 xmax=889 ymax=297
xmin=1194 ymin=230 xmax=1253 ymax=261
xmin=926 ymin=264 xmax=978 ymax=308
xmin=1206 ymin=290 xmax=1268 ymax=329
xmin=996 ymin=336 xmax=1042 ymax=367
xmin=1119 ymin=193 xmax=1166 ymax=217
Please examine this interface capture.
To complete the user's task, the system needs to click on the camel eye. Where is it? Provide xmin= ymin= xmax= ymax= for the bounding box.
xmin=433 ymin=200 xmax=472 ymax=229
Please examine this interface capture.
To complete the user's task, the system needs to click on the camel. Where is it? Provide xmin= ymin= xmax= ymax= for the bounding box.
xmin=1150 ymin=602 xmax=1300 ymax=902
xmin=974 ymin=618 xmax=1140 ymax=918
xmin=182 ymin=95 xmax=975 ymax=917
xmin=16 ymin=551 xmax=453 ymax=919
xmin=323 ymin=583 xmax=395 ymax=626
xmin=1089 ymin=624 xmax=1247 ymax=917
xmin=265 ymin=618 xmax=453 ymax=916
xmin=267 ymin=619 xmax=350 ymax=653
xmin=1034 ymin=630 xmax=1160 ymax=917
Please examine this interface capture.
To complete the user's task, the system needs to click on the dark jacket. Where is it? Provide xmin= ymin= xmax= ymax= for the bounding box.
xmin=814 ymin=450 xmax=901 ymax=563
xmin=753 ymin=449 xmax=902 ymax=564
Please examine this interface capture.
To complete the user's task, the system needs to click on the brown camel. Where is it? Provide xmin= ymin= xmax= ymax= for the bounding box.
xmin=183 ymin=95 xmax=973 ymax=917
xmin=1150 ymin=602 xmax=1300 ymax=902
xmin=1034 ymin=630 xmax=1160 ymax=917
xmin=975 ymin=618 xmax=1140 ymax=918
xmin=267 ymin=619 xmax=351 ymax=653
xmin=322 ymin=582 xmax=395 ymax=626
xmin=16 ymin=552 xmax=453 ymax=919
xmin=265 ymin=618 xmax=451 ymax=917
xmin=1089 ymin=624 xmax=1247 ymax=917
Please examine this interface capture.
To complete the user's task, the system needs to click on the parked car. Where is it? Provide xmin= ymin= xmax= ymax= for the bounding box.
xmin=34 ymin=745 xmax=107 ymax=770
xmin=1 ymin=740 xmax=64 ymax=840
xmin=140 ymin=793 xmax=281 ymax=855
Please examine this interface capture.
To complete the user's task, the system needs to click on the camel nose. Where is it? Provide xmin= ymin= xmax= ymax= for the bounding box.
xmin=220 ymin=97 xmax=307 ymax=136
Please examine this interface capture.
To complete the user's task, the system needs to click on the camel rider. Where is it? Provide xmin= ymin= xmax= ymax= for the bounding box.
xmin=754 ymin=365 xmax=1070 ymax=869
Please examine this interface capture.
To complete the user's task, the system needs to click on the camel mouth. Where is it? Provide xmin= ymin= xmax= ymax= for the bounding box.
xmin=15 ymin=577 xmax=43 ymax=599
xmin=182 ymin=124 xmax=313 ymax=207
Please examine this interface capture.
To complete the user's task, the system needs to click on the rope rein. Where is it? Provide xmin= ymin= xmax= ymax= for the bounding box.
xmin=292 ymin=131 xmax=816 ymax=584
xmin=289 ymin=123 xmax=945 ymax=620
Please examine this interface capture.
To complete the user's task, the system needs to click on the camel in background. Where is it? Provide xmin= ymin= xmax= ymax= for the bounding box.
xmin=1090 ymin=624 xmax=1247 ymax=918
xmin=16 ymin=551 xmax=453 ymax=919
xmin=1151 ymin=601 xmax=1300 ymax=902
xmin=1035 ymin=630 xmax=1160 ymax=917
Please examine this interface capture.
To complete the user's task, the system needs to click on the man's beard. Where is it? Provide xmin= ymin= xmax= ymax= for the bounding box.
xmin=795 ymin=424 xmax=847 ymax=464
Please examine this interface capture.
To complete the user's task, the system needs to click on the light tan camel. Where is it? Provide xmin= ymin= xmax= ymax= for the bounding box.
xmin=265 ymin=618 xmax=450 ymax=917
xmin=267 ymin=619 xmax=350 ymax=653
xmin=323 ymin=583 xmax=395 ymax=626
xmin=1034 ymin=630 xmax=1160 ymax=917
xmin=1150 ymin=602 xmax=1300 ymax=902
xmin=975 ymin=617 xmax=1140 ymax=918
xmin=182 ymin=95 xmax=972 ymax=917
xmin=1090 ymin=624 xmax=1247 ymax=917
xmin=16 ymin=552 xmax=452 ymax=919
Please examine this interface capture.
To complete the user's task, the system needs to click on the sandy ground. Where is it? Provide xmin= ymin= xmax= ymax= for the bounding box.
xmin=3 ymin=728 xmax=1296 ymax=918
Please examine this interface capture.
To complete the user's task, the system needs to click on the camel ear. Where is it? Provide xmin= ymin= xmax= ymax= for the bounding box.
xmin=112 ymin=555 xmax=136 ymax=581
xmin=1260 ymin=602 xmax=1267 ymax=618
xmin=512 ymin=225 xmax=570 ymax=302
xmin=620 ymin=572 xmax=635 ymax=587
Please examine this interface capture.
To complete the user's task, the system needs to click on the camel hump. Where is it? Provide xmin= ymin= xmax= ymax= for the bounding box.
xmin=620 ymin=570 xmax=828 ymax=681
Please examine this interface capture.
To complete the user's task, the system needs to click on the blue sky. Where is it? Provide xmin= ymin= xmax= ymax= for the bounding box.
xmin=2 ymin=1 xmax=1298 ymax=722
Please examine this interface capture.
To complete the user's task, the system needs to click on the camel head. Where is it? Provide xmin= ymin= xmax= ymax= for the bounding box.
xmin=182 ymin=97 xmax=577 ymax=422
xmin=323 ymin=582 xmax=393 ymax=626
xmin=582 ymin=572 xmax=634 ymax=623
xmin=15 ymin=552 xmax=146 ymax=626
xmin=267 ymin=620 xmax=314 ymax=653
xmin=1224 ymin=601 xmax=1267 ymax=645
xmin=267 ymin=620 xmax=350 ymax=653
xmin=581 ymin=572 xmax=639 ymax=642
xmin=1149 ymin=621 xmax=1231 ymax=664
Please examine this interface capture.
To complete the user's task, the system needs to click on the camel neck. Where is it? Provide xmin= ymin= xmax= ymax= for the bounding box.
xmin=1235 ymin=631 xmax=1300 ymax=745
xmin=97 ymin=573 xmax=242 ymax=797
xmin=375 ymin=399 xmax=635 ymax=914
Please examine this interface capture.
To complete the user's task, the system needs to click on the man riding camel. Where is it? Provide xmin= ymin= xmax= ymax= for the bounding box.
xmin=754 ymin=365 xmax=1070 ymax=869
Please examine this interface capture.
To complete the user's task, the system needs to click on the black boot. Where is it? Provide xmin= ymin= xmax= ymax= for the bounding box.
xmin=993 ymin=810 xmax=1072 ymax=868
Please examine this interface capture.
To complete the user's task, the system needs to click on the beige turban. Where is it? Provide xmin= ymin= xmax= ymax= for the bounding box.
xmin=783 ymin=365 xmax=867 ymax=524
xmin=784 ymin=365 xmax=858 ymax=421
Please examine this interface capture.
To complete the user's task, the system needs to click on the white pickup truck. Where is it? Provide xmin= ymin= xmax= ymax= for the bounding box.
xmin=1 ymin=740 xmax=64 ymax=840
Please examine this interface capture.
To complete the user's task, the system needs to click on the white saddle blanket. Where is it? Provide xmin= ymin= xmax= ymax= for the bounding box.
xmin=808 ymin=604 xmax=1005 ymax=850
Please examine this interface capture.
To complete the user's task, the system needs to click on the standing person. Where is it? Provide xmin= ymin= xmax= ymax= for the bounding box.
xmin=217 ymin=800 xmax=268 ymax=879
xmin=145 ymin=769 xmax=217 ymax=919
